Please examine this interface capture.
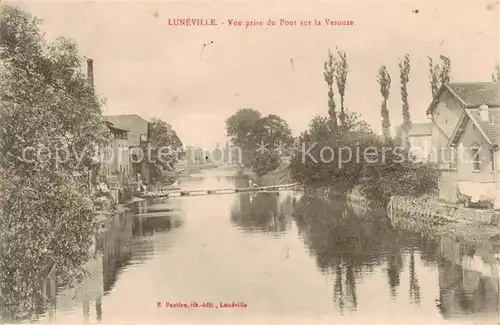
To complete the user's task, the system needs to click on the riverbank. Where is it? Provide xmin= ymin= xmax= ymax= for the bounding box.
xmin=306 ymin=185 xmax=500 ymax=240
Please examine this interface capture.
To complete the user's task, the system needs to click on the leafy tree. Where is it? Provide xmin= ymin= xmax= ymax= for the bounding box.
xmin=428 ymin=55 xmax=451 ymax=98
xmin=0 ymin=5 xmax=109 ymax=320
xmin=147 ymin=118 xmax=183 ymax=182
xmin=324 ymin=50 xmax=338 ymax=136
xmin=359 ymin=149 xmax=440 ymax=205
xmin=492 ymin=64 xmax=500 ymax=82
xmin=247 ymin=114 xmax=293 ymax=176
xmin=225 ymin=108 xmax=261 ymax=166
xmin=335 ymin=48 xmax=349 ymax=129
xmin=399 ymin=54 xmax=411 ymax=148
xmin=289 ymin=109 xmax=378 ymax=189
xmin=300 ymin=115 xmax=330 ymax=143
xmin=248 ymin=114 xmax=293 ymax=150
xmin=377 ymin=64 xmax=392 ymax=142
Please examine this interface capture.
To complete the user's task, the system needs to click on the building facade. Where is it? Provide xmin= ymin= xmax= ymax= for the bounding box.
xmin=448 ymin=107 xmax=500 ymax=208
xmin=426 ymin=82 xmax=500 ymax=206
xmin=99 ymin=121 xmax=131 ymax=191
xmin=105 ymin=114 xmax=150 ymax=182
xmin=407 ymin=122 xmax=432 ymax=161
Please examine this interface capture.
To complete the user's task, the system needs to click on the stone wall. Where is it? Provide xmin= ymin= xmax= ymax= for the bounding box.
xmin=389 ymin=195 xmax=500 ymax=226
xmin=304 ymin=185 xmax=500 ymax=227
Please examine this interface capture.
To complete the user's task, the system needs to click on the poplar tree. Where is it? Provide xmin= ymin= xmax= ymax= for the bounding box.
xmin=324 ymin=50 xmax=338 ymax=135
xmin=377 ymin=65 xmax=392 ymax=142
xmin=399 ymin=54 xmax=411 ymax=147
xmin=428 ymin=55 xmax=451 ymax=98
xmin=492 ymin=64 xmax=500 ymax=82
xmin=334 ymin=48 xmax=348 ymax=128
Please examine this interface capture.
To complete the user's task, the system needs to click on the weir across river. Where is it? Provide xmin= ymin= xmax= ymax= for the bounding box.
xmin=141 ymin=183 xmax=304 ymax=198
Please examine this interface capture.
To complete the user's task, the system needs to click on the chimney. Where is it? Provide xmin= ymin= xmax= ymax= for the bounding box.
xmin=479 ymin=104 xmax=489 ymax=122
xmin=87 ymin=58 xmax=94 ymax=93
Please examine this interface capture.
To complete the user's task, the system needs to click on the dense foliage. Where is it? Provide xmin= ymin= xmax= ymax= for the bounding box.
xmin=225 ymin=108 xmax=261 ymax=166
xmin=225 ymin=110 xmax=293 ymax=176
xmin=248 ymin=114 xmax=293 ymax=176
xmin=358 ymin=150 xmax=440 ymax=204
xmin=289 ymin=110 xmax=439 ymax=203
xmin=147 ymin=118 xmax=183 ymax=182
xmin=289 ymin=109 xmax=380 ymax=189
xmin=0 ymin=5 xmax=108 ymax=320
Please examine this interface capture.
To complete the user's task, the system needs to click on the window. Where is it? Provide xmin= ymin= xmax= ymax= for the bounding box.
xmin=471 ymin=147 xmax=480 ymax=172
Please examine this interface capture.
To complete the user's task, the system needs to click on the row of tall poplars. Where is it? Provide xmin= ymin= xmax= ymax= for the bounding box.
xmin=377 ymin=54 xmax=453 ymax=145
xmin=289 ymin=49 xmax=445 ymax=203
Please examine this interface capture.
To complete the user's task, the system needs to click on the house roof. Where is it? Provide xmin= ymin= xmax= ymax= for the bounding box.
xmin=105 ymin=114 xmax=149 ymax=146
xmin=408 ymin=122 xmax=432 ymax=136
xmin=427 ymin=82 xmax=500 ymax=114
xmin=447 ymin=108 xmax=500 ymax=147
xmin=104 ymin=120 xmax=128 ymax=133
xmin=466 ymin=108 xmax=500 ymax=145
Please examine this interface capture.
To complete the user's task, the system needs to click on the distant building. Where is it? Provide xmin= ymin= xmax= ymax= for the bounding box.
xmin=105 ymin=114 xmax=150 ymax=182
xmin=99 ymin=121 xmax=131 ymax=188
xmin=407 ymin=122 xmax=432 ymax=161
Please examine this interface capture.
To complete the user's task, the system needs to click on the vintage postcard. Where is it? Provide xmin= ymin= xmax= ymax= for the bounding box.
xmin=0 ymin=0 xmax=499 ymax=325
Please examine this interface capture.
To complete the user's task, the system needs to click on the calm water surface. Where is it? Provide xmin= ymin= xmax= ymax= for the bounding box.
xmin=31 ymin=171 xmax=500 ymax=325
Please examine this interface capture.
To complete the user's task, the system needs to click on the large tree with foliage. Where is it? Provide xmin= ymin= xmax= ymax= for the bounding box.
xmin=0 ymin=5 xmax=109 ymax=321
xmin=399 ymin=54 xmax=411 ymax=147
xmin=147 ymin=118 xmax=183 ymax=182
xmin=225 ymin=108 xmax=261 ymax=166
xmin=377 ymin=65 xmax=392 ymax=142
xmin=247 ymin=114 xmax=293 ymax=176
xmin=290 ymin=108 xmax=378 ymax=189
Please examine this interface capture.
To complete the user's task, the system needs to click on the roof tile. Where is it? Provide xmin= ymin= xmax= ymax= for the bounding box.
xmin=447 ymin=82 xmax=500 ymax=107
xmin=466 ymin=108 xmax=500 ymax=145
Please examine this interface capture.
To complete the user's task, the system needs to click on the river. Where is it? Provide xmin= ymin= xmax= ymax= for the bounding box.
xmin=28 ymin=170 xmax=500 ymax=325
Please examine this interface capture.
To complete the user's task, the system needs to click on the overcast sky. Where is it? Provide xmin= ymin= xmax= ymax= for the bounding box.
xmin=9 ymin=0 xmax=500 ymax=147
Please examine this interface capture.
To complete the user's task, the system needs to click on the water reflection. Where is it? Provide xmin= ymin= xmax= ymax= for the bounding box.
xmin=8 ymin=174 xmax=500 ymax=325
xmin=291 ymin=194 xmax=416 ymax=312
xmin=291 ymin=193 xmax=499 ymax=320
xmin=230 ymin=192 xmax=296 ymax=235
